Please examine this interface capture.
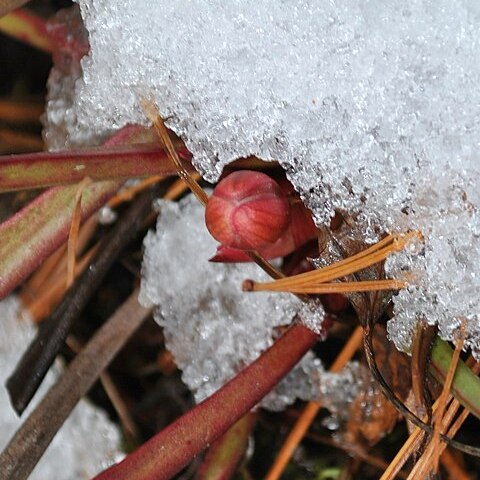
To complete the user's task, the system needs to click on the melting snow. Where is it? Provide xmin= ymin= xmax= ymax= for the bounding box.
xmin=47 ymin=0 xmax=480 ymax=357
xmin=0 ymin=297 xmax=122 ymax=479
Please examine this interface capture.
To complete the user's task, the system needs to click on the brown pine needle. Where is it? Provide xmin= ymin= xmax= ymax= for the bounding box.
xmin=430 ymin=335 xmax=465 ymax=472
xmin=27 ymin=246 xmax=98 ymax=322
xmin=383 ymin=347 xmax=474 ymax=480
xmin=432 ymin=369 xmax=478 ymax=476
xmin=244 ymin=279 xmax=407 ymax=294
xmin=381 ymin=396 xmax=450 ymax=480
xmin=246 ymin=231 xmax=419 ymax=294
xmin=407 ymin=398 xmax=461 ymax=479
xmin=163 ymin=173 xmax=202 ymax=201
xmin=108 ymin=175 xmax=165 ymax=208
xmin=67 ymin=177 xmax=93 ymax=288
xmin=408 ymin=334 xmax=465 ymax=479
xmin=265 ymin=326 xmax=364 ymax=480
xmin=142 ymin=99 xmax=209 ymax=206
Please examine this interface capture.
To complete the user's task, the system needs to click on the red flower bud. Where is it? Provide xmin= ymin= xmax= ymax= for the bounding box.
xmin=210 ymin=197 xmax=318 ymax=262
xmin=205 ymin=170 xmax=290 ymax=250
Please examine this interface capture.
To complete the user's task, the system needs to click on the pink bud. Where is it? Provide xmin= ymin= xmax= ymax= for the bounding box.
xmin=210 ymin=204 xmax=318 ymax=262
xmin=205 ymin=170 xmax=290 ymax=250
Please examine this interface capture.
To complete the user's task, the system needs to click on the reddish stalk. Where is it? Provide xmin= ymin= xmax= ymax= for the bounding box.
xmin=94 ymin=322 xmax=320 ymax=480
xmin=0 ymin=9 xmax=53 ymax=52
xmin=0 ymin=143 xmax=193 ymax=192
xmin=0 ymin=125 xmax=193 ymax=299
xmin=66 ymin=177 xmax=92 ymax=287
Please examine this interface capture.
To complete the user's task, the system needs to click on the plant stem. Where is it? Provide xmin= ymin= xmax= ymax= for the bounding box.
xmin=0 ymin=143 xmax=193 ymax=192
xmin=94 ymin=322 xmax=320 ymax=480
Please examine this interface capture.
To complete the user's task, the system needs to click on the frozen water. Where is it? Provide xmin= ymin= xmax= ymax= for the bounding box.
xmin=0 ymin=297 xmax=122 ymax=479
xmin=139 ymin=195 xmax=327 ymax=409
xmin=42 ymin=6 xmax=109 ymax=149
xmin=59 ymin=0 xmax=480 ymax=355
xmin=386 ymin=178 xmax=480 ymax=356
xmin=311 ymin=361 xmax=386 ymax=438
xmin=297 ymin=299 xmax=326 ymax=337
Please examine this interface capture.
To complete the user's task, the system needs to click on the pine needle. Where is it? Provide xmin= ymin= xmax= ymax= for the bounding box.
xmin=67 ymin=177 xmax=92 ymax=289
xmin=142 ymin=99 xmax=209 ymax=206
xmin=265 ymin=326 xmax=364 ymax=480
xmin=244 ymin=278 xmax=407 ymax=294
xmin=407 ymin=335 xmax=465 ymax=479
xmin=382 ymin=352 xmax=477 ymax=480
xmin=245 ymin=231 xmax=419 ymax=294
xmin=108 ymin=176 xmax=165 ymax=208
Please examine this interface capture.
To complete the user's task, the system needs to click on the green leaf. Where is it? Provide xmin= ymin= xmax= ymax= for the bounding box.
xmin=430 ymin=336 xmax=480 ymax=420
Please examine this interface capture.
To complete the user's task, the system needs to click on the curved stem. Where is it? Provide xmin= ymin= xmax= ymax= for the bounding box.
xmin=94 ymin=323 xmax=319 ymax=480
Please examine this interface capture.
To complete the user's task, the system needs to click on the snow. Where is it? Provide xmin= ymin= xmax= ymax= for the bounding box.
xmin=139 ymin=195 xmax=325 ymax=410
xmin=0 ymin=297 xmax=123 ymax=479
xmin=47 ymin=0 xmax=480 ymax=357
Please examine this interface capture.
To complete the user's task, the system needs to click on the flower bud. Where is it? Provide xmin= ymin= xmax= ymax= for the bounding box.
xmin=205 ymin=170 xmax=290 ymax=250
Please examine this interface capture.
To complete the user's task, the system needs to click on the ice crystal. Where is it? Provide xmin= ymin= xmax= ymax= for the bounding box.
xmin=297 ymin=299 xmax=326 ymax=337
xmin=311 ymin=361 xmax=386 ymax=437
xmin=139 ymin=195 xmax=324 ymax=409
xmin=0 ymin=297 xmax=122 ymax=479
xmin=58 ymin=0 xmax=480 ymax=355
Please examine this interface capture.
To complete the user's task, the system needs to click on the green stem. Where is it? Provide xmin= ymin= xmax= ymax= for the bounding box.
xmin=430 ymin=336 xmax=480 ymax=420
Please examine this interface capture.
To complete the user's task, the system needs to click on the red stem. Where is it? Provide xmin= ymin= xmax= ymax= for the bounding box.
xmin=0 ymin=144 xmax=193 ymax=192
xmin=94 ymin=323 xmax=319 ymax=480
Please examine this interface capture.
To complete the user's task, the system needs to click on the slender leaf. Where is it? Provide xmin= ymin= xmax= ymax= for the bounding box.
xmin=0 ymin=143 xmax=193 ymax=192
xmin=0 ymin=180 xmax=119 ymax=298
